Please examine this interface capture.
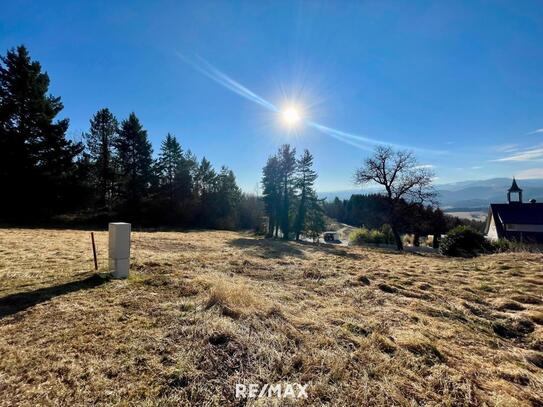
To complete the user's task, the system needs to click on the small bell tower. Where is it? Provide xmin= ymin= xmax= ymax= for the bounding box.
xmin=507 ymin=178 xmax=523 ymax=204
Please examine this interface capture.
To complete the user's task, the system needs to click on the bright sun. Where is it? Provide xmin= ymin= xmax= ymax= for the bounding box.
xmin=281 ymin=106 xmax=302 ymax=127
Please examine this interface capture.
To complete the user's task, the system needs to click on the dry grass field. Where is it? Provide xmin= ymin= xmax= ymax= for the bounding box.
xmin=0 ymin=228 xmax=542 ymax=406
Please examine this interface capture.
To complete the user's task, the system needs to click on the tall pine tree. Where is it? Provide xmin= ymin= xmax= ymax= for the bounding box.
xmin=157 ymin=133 xmax=183 ymax=205
xmin=278 ymin=144 xmax=296 ymax=239
xmin=261 ymin=155 xmax=282 ymax=237
xmin=213 ymin=166 xmax=242 ymax=229
xmin=0 ymin=45 xmax=83 ymax=219
xmin=84 ymin=108 xmax=118 ymax=211
xmin=303 ymin=190 xmax=326 ymax=242
xmin=294 ymin=149 xmax=319 ymax=241
xmin=156 ymin=133 xmax=193 ymax=224
xmin=115 ymin=112 xmax=154 ymax=216
xmin=195 ymin=157 xmax=216 ymax=195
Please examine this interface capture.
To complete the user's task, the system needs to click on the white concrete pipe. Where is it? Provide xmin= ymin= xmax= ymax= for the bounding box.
xmin=108 ymin=222 xmax=131 ymax=278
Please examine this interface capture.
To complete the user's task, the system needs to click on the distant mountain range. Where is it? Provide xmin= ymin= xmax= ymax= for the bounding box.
xmin=319 ymin=178 xmax=543 ymax=210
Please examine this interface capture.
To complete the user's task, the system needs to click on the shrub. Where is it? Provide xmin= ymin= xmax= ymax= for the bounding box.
xmin=369 ymin=229 xmax=385 ymax=244
xmin=439 ymin=226 xmax=494 ymax=257
xmin=349 ymin=227 xmax=369 ymax=244
xmin=350 ymin=227 xmax=386 ymax=245
xmin=489 ymin=239 xmax=511 ymax=253
xmin=380 ymin=224 xmax=395 ymax=244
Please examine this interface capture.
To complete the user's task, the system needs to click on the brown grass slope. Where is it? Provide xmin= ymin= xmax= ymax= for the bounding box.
xmin=0 ymin=228 xmax=542 ymax=406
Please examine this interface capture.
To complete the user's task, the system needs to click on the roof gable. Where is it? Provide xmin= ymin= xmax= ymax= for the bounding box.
xmin=490 ymin=203 xmax=543 ymax=225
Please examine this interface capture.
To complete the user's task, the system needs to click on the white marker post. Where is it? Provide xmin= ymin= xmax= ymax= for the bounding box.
xmin=109 ymin=222 xmax=131 ymax=279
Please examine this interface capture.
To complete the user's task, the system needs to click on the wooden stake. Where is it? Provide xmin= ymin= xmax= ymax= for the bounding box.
xmin=91 ymin=232 xmax=98 ymax=271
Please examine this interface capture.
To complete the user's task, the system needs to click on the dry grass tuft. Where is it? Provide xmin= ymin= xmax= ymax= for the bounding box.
xmin=492 ymin=318 xmax=535 ymax=339
xmin=498 ymin=369 xmax=530 ymax=386
xmin=204 ymin=279 xmax=268 ymax=318
xmin=356 ymin=274 xmax=371 ymax=285
xmin=525 ymin=352 xmax=543 ymax=369
xmin=371 ymin=333 xmax=397 ymax=356
xmin=377 ymin=282 xmax=398 ymax=293
xmin=526 ymin=311 xmax=543 ymax=325
xmin=397 ymin=334 xmax=445 ymax=366
xmin=496 ymin=300 xmax=526 ymax=312
xmin=511 ymin=294 xmax=542 ymax=305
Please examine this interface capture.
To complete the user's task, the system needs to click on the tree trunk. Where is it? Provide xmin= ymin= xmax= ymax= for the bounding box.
xmin=387 ymin=200 xmax=403 ymax=251
xmin=282 ymin=174 xmax=291 ymax=240
xmin=392 ymin=226 xmax=403 ymax=251
xmin=267 ymin=216 xmax=274 ymax=238
xmin=413 ymin=232 xmax=420 ymax=247
xmin=432 ymin=234 xmax=440 ymax=249
xmin=295 ymin=185 xmax=306 ymax=242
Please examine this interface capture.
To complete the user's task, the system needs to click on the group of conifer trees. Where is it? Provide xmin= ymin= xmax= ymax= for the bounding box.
xmin=82 ymin=108 xmax=244 ymax=228
xmin=0 ymin=45 xmax=246 ymax=228
xmin=261 ymin=145 xmax=325 ymax=240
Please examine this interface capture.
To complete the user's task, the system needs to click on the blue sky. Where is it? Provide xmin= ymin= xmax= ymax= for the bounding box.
xmin=2 ymin=0 xmax=543 ymax=192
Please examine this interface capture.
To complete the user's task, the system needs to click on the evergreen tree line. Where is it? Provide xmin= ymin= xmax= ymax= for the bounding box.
xmin=0 ymin=45 xmax=261 ymax=228
xmin=82 ymin=109 xmax=246 ymax=228
xmin=324 ymin=195 xmax=485 ymax=247
xmin=261 ymin=145 xmax=325 ymax=240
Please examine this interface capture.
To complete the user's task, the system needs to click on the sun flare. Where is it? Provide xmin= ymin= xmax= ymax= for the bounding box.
xmin=281 ymin=106 xmax=302 ymax=127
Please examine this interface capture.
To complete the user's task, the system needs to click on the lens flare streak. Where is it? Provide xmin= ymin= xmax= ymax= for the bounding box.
xmin=178 ymin=53 xmax=443 ymax=154
xmin=177 ymin=52 xmax=277 ymax=112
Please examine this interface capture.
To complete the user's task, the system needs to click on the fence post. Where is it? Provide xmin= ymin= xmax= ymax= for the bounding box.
xmin=91 ymin=232 xmax=98 ymax=271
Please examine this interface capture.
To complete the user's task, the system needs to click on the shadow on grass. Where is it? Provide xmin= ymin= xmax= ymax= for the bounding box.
xmin=229 ymin=238 xmax=306 ymax=259
xmin=0 ymin=274 xmax=108 ymax=319
xmin=296 ymin=240 xmax=366 ymax=260
xmin=229 ymin=237 xmax=366 ymax=260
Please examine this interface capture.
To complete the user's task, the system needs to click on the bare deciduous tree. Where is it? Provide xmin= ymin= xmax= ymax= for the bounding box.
xmin=354 ymin=145 xmax=436 ymax=250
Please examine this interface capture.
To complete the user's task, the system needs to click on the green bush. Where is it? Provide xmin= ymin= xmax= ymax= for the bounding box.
xmin=349 ymin=227 xmax=370 ymax=244
xmin=439 ymin=226 xmax=494 ymax=257
xmin=489 ymin=239 xmax=511 ymax=253
xmin=350 ymin=227 xmax=394 ymax=245
xmin=380 ymin=224 xmax=395 ymax=244
xmin=369 ymin=229 xmax=384 ymax=244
